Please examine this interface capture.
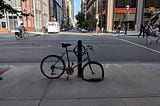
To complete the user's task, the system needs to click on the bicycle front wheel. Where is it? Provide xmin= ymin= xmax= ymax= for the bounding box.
xmin=23 ymin=32 xmax=29 ymax=39
xmin=40 ymin=55 xmax=65 ymax=79
xmin=82 ymin=61 xmax=104 ymax=82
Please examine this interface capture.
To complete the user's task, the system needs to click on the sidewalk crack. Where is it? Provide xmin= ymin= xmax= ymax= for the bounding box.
xmin=38 ymin=79 xmax=52 ymax=106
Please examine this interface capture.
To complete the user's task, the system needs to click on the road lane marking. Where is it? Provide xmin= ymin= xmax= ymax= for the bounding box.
xmin=104 ymin=64 xmax=122 ymax=69
xmin=114 ymin=64 xmax=122 ymax=68
xmin=119 ymin=38 xmax=160 ymax=54
xmin=105 ymin=64 xmax=110 ymax=69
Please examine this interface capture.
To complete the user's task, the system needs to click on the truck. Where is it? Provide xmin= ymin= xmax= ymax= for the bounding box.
xmin=47 ymin=22 xmax=60 ymax=33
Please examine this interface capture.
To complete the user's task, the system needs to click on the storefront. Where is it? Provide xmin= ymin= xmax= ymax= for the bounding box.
xmin=113 ymin=0 xmax=137 ymax=30
xmin=114 ymin=8 xmax=136 ymax=30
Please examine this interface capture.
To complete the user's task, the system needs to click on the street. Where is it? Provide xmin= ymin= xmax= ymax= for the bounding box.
xmin=0 ymin=30 xmax=160 ymax=63
xmin=0 ymin=30 xmax=160 ymax=106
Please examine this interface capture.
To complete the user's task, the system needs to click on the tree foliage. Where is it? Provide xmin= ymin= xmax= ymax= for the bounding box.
xmin=75 ymin=12 xmax=85 ymax=28
xmin=0 ymin=0 xmax=28 ymax=19
xmin=75 ymin=12 xmax=96 ymax=29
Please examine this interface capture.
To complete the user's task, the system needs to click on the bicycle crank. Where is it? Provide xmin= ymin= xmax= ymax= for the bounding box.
xmin=66 ymin=67 xmax=74 ymax=75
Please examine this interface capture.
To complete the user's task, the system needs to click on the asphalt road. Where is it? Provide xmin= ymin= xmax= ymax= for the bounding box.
xmin=1 ymin=31 xmax=160 ymax=106
xmin=0 ymin=31 xmax=160 ymax=63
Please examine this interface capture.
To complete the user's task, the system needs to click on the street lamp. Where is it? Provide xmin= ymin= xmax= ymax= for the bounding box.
xmin=125 ymin=5 xmax=130 ymax=35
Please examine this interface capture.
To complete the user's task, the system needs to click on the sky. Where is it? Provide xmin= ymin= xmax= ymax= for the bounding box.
xmin=74 ymin=0 xmax=81 ymax=21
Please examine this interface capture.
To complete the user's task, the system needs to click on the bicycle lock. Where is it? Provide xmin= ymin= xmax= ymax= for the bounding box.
xmin=77 ymin=40 xmax=82 ymax=78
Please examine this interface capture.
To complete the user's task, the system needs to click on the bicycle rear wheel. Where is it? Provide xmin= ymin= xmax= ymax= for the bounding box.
xmin=23 ymin=32 xmax=29 ymax=39
xmin=40 ymin=55 xmax=65 ymax=79
xmin=15 ymin=33 xmax=22 ymax=40
xmin=82 ymin=61 xmax=104 ymax=82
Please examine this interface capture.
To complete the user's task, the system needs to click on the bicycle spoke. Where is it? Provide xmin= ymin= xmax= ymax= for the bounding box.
xmin=40 ymin=55 xmax=65 ymax=79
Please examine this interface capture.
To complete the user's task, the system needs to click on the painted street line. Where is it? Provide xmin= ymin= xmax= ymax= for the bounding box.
xmin=120 ymin=38 xmax=160 ymax=54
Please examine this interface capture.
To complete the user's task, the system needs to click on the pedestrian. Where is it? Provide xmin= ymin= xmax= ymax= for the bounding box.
xmin=138 ymin=22 xmax=145 ymax=38
xmin=155 ymin=24 xmax=160 ymax=43
xmin=117 ymin=24 xmax=121 ymax=37
xmin=145 ymin=22 xmax=152 ymax=46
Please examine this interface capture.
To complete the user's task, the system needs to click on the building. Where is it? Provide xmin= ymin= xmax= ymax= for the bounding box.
xmin=49 ymin=0 xmax=62 ymax=26
xmin=21 ymin=0 xmax=35 ymax=31
xmin=81 ymin=0 xmax=86 ymax=14
xmin=62 ymin=0 xmax=68 ymax=28
xmin=0 ymin=0 xmax=50 ymax=32
xmin=0 ymin=0 xmax=65 ymax=32
xmin=66 ymin=0 xmax=75 ymax=27
xmin=85 ymin=0 xmax=96 ymax=20
xmin=0 ymin=0 xmax=22 ymax=31
xmin=85 ymin=0 xmax=160 ymax=32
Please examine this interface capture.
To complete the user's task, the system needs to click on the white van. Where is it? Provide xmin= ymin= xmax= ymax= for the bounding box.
xmin=47 ymin=22 xmax=60 ymax=33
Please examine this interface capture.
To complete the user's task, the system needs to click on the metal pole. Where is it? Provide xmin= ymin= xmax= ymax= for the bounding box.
xmin=125 ymin=5 xmax=129 ymax=35
xmin=77 ymin=40 xmax=82 ymax=78
xmin=96 ymin=0 xmax=99 ymax=34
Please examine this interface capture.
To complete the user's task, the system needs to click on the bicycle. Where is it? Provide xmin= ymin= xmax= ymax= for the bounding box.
xmin=40 ymin=43 xmax=104 ymax=82
xmin=15 ymin=30 xmax=29 ymax=40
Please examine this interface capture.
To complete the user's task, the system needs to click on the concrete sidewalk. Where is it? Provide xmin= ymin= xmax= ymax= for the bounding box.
xmin=0 ymin=63 xmax=160 ymax=106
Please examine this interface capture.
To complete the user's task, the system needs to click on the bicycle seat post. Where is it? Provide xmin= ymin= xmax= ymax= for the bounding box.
xmin=62 ymin=43 xmax=71 ymax=67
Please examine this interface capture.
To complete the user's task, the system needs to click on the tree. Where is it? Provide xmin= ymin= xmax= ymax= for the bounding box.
xmin=75 ymin=12 xmax=85 ymax=28
xmin=0 ymin=0 xmax=28 ymax=19
xmin=75 ymin=12 xmax=97 ymax=30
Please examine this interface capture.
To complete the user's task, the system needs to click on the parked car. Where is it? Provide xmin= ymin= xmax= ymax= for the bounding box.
xmin=81 ymin=28 xmax=87 ymax=33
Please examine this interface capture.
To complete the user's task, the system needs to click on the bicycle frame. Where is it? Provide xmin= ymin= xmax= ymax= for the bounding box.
xmin=60 ymin=45 xmax=91 ymax=70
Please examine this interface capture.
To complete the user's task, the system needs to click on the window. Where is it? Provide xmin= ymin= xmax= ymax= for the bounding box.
xmin=145 ymin=0 xmax=155 ymax=8
xmin=116 ymin=0 xmax=125 ymax=8
xmin=1 ymin=22 xmax=6 ymax=28
xmin=116 ymin=0 xmax=136 ymax=8
xmin=155 ymin=0 xmax=160 ymax=8
xmin=145 ymin=0 xmax=160 ymax=8
xmin=128 ymin=0 xmax=136 ymax=8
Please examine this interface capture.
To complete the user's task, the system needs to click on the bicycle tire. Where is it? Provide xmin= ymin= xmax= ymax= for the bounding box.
xmin=15 ymin=33 xmax=22 ymax=40
xmin=40 ymin=55 xmax=65 ymax=79
xmin=82 ymin=61 xmax=104 ymax=82
xmin=23 ymin=32 xmax=29 ymax=39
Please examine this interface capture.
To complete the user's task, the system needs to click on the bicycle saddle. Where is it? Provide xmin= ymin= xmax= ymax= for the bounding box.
xmin=62 ymin=43 xmax=71 ymax=48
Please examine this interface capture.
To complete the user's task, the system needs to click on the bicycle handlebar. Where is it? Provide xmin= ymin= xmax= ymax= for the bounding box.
xmin=85 ymin=45 xmax=94 ymax=52
xmin=61 ymin=43 xmax=94 ymax=56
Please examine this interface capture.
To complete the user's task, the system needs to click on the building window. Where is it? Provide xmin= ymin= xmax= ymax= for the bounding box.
xmin=1 ymin=22 xmax=6 ymax=28
xmin=144 ymin=0 xmax=160 ymax=8
xmin=145 ymin=0 xmax=155 ymax=8
xmin=115 ymin=0 xmax=136 ymax=8
xmin=128 ymin=0 xmax=136 ymax=8
xmin=155 ymin=0 xmax=160 ymax=8
xmin=115 ymin=0 xmax=125 ymax=8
